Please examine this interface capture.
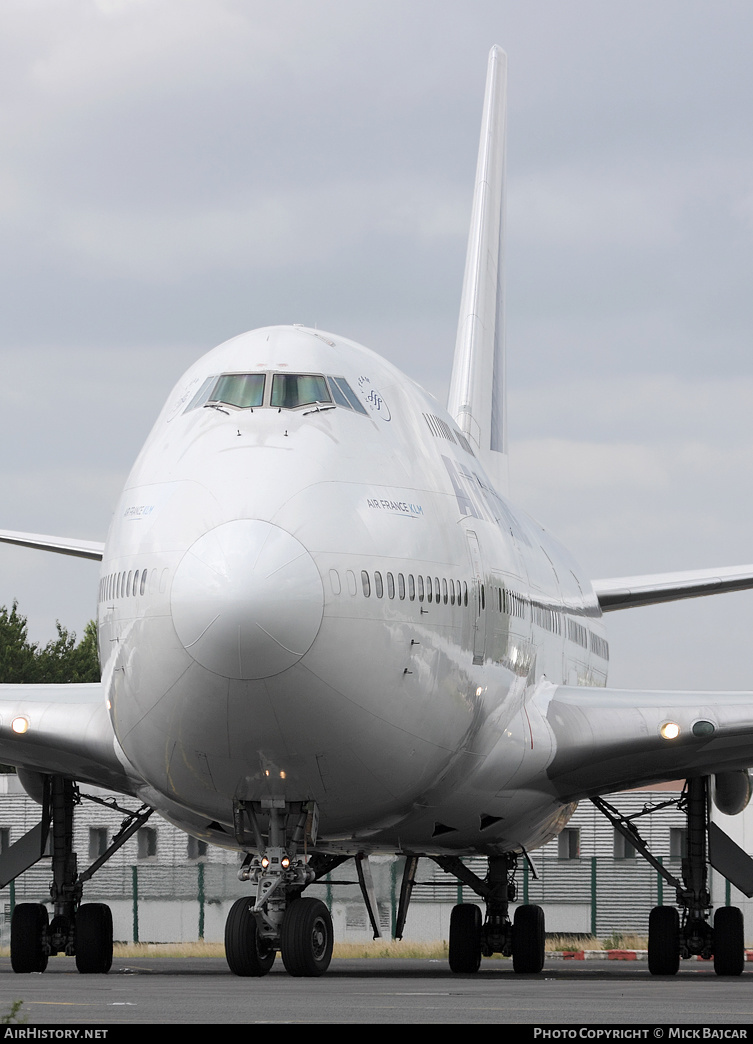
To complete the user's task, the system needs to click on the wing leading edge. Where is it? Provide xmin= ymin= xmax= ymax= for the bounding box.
xmin=0 ymin=529 xmax=104 ymax=561
xmin=0 ymin=684 xmax=139 ymax=796
xmin=542 ymin=681 xmax=753 ymax=801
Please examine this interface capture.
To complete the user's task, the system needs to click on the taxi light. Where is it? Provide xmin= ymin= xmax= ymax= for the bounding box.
xmin=281 ymin=856 xmax=290 ymax=869
xmin=660 ymin=721 xmax=680 ymax=740
xmin=11 ymin=716 xmax=29 ymax=734
xmin=261 ymin=856 xmax=270 ymax=869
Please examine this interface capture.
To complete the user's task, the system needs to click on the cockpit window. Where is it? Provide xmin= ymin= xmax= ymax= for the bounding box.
xmin=271 ymin=374 xmax=331 ymax=409
xmin=184 ymin=376 xmax=218 ymax=412
xmin=327 ymin=376 xmax=368 ymax=415
xmin=184 ymin=373 xmax=265 ymax=412
xmin=209 ymin=373 xmax=266 ymax=409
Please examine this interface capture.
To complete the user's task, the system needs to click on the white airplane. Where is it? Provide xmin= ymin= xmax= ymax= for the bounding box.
xmin=3 ymin=46 xmax=753 ymax=980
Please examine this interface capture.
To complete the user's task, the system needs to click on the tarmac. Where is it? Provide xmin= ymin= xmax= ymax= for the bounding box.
xmin=2 ymin=954 xmax=753 ymax=1026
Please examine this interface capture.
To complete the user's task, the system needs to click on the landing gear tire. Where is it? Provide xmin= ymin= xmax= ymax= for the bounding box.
xmin=648 ymin=905 xmax=680 ymax=976
xmin=512 ymin=903 xmax=546 ymax=974
xmin=225 ymin=897 xmax=276 ymax=977
xmin=75 ymin=903 xmax=113 ymax=974
xmin=281 ymin=897 xmax=334 ymax=977
xmin=11 ymin=903 xmax=49 ymax=973
xmin=449 ymin=903 xmax=482 ymax=973
xmin=714 ymin=906 xmax=745 ymax=977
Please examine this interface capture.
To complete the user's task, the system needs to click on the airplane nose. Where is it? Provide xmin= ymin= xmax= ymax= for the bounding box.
xmin=170 ymin=520 xmax=324 ymax=680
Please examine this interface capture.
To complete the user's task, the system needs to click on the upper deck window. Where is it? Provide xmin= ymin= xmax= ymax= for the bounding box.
xmin=271 ymin=374 xmax=331 ymax=409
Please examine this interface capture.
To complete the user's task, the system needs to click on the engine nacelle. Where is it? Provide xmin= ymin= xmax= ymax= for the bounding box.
xmin=712 ymin=770 xmax=753 ymax=816
xmin=16 ymin=768 xmax=47 ymax=805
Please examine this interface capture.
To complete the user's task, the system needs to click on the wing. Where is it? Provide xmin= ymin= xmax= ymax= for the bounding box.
xmin=0 ymin=683 xmax=140 ymax=796
xmin=542 ymin=681 xmax=753 ymax=801
xmin=592 ymin=564 xmax=753 ymax=612
xmin=0 ymin=529 xmax=104 ymax=561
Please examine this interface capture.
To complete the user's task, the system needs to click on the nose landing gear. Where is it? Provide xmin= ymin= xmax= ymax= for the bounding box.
xmin=226 ymin=799 xmax=343 ymax=978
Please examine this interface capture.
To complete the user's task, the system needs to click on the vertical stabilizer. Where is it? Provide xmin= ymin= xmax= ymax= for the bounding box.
xmin=447 ymin=46 xmax=508 ymax=495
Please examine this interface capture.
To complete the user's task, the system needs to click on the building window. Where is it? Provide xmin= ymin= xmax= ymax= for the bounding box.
xmin=0 ymin=827 xmax=9 ymax=853
xmin=614 ymin=830 xmax=636 ymax=859
xmin=187 ymin=837 xmax=208 ymax=860
xmin=558 ymin=828 xmax=580 ymax=859
xmin=670 ymin=828 xmax=688 ymax=860
xmin=138 ymin=827 xmax=157 ymax=860
xmin=89 ymin=828 xmax=108 ymax=861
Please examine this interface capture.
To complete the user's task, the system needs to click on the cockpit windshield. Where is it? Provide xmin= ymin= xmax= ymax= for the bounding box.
xmin=271 ymin=374 xmax=331 ymax=409
xmin=209 ymin=373 xmax=266 ymax=408
xmin=183 ymin=371 xmax=368 ymax=416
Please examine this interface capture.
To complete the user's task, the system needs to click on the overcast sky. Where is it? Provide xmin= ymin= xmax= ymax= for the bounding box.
xmin=2 ymin=0 xmax=753 ymax=691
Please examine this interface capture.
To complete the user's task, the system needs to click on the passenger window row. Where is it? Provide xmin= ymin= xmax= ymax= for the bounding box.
xmin=356 ymin=569 xmax=470 ymax=607
xmin=329 ymin=568 xmax=608 ymax=659
xmin=99 ymin=568 xmax=169 ymax=603
xmin=422 ymin=412 xmax=476 ymax=456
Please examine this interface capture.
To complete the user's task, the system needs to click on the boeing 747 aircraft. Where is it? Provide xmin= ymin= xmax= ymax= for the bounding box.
xmin=3 ymin=47 xmax=753 ymax=979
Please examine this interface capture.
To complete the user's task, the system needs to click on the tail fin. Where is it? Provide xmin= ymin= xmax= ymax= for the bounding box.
xmin=447 ymin=46 xmax=508 ymax=495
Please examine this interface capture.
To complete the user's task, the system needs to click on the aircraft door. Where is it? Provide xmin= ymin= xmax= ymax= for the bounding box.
xmin=466 ymin=530 xmax=486 ymax=665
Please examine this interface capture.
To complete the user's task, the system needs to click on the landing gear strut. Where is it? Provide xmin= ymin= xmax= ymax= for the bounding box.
xmin=8 ymin=774 xmax=153 ymax=974
xmin=432 ymin=852 xmax=545 ymax=973
xmin=594 ymin=776 xmax=746 ymax=977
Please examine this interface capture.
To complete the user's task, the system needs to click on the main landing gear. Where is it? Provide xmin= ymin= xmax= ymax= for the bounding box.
xmin=594 ymin=776 xmax=747 ymax=977
xmin=3 ymin=774 xmax=154 ymax=974
xmin=226 ymin=798 xmax=346 ymax=978
xmin=395 ymin=852 xmax=545 ymax=973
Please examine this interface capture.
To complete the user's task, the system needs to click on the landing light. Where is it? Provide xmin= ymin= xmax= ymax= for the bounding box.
xmin=11 ymin=716 xmax=29 ymax=734
xmin=660 ymin=721 xmax=680 ymax=740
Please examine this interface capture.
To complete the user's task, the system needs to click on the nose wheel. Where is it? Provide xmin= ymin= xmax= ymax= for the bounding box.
xmin=281 ymin=898 xmax=334 ymax=977
xmin=225 ymin=897 xmax=276 ymax=976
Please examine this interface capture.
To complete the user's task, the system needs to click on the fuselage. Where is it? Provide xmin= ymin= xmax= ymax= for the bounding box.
xmin=97 ymin=325 xmax=608 ymax=856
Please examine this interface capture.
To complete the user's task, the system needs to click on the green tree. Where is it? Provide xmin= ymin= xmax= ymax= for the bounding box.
xmin=0 ymin=602 xmax=100 ymax=684
xmin=0 ymin=602 xmax=39 ymax=683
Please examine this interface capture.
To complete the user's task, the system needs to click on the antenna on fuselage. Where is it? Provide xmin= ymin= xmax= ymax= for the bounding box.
xmin=447 ymin=46 xmax=508 ymax=496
